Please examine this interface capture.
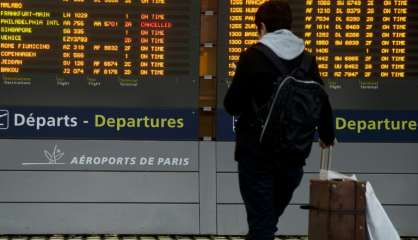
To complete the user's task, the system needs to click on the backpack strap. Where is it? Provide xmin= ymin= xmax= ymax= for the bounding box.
xmin=251 ymin=44 xmax=290 ymax=122
xmin=253 ymin=43 xmax=290 ymax=76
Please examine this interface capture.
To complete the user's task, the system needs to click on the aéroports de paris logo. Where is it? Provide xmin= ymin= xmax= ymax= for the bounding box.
xmin=22 ymin=145 xmax=65 ymax=166
xmin=0 ymin=110 xmax=9 ymax=130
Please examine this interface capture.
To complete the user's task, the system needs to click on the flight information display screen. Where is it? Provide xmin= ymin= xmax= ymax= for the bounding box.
xmin=218 ymin=0 xmax=418 ymax=111
xmin=0 ymin=0 xmax=200 ymax=108
xmin=0 ymin=0 xmax=200 ymax=140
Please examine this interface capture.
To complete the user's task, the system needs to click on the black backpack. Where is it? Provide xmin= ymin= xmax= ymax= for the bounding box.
xmin=252 ymin=44 xmax=328 ymax=159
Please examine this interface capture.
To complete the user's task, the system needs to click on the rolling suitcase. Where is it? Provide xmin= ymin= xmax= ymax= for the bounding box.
xmin=307 ymin=147 xmax=368 ymax=240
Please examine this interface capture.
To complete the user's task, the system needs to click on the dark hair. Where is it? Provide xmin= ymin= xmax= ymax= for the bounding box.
xmin=255 ymin=0 xmax=292 ymax=33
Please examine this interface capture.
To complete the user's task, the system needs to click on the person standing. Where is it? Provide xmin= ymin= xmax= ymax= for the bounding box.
xmin=224 ymin=1 xmax=335 ymax=240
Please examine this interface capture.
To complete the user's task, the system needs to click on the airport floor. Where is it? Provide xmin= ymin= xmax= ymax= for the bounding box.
xmin=0 ymin=236 xmax=417 ymax=240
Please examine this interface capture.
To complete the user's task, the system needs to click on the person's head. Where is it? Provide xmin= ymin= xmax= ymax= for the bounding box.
xmin=255 ymin=0 xmax=293 ymax=37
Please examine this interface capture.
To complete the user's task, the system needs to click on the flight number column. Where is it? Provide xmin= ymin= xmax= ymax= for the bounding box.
xmin=62 ymin=2 xmax=88 ymax=78
xmin=334 ymin=0 xmax=362 ymax=81
xmin=313 ymin=0 xmax=331 ymax=80
xmin=304 ymin=0 xmax=332 ymax=81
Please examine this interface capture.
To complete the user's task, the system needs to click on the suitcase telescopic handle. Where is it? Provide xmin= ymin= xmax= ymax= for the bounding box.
xmin=320 ymin=146 xmax=333 ymax=171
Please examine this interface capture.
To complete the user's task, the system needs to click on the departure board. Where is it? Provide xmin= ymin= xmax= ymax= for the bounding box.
xmin=0 ymin=0 xmax=200 ymax=108
xmin=218 ymin=0 xmax=418 ymax=110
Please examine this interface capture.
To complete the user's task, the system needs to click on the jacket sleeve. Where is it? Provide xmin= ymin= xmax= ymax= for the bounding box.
xmin=318 ymin=95 xmax=336 ymax=146
xmin=311 ymin=57 xmax=335 ymax=145
xmin=224 ymin=51 xmax=252 ymax=116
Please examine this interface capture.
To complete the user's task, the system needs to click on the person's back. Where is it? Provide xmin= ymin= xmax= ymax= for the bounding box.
xmin=223 ymin=1 xmax=335 ymax=240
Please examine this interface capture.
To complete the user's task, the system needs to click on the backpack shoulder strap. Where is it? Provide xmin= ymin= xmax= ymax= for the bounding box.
xmin=251 ymin=44 xmax=291 ymax=117
xmin=253 ymin=43 xmax=290 ymax=75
